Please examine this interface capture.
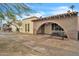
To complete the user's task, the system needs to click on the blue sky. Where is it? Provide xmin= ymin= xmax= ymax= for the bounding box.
xmin=25 ymin=3 xmax=79 ymax=17
xmin=1 ymin=3 xmax=79 ymax=20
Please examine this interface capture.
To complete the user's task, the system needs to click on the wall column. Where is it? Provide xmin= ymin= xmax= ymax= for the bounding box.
xmin=44 ymin=23 xmax=52 ymax=34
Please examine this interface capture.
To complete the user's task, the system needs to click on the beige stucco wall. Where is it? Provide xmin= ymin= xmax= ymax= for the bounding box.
xmin=33 ymin=16 xmax=78 ymax=40
xmin=20 ymin=17 xmax=38 ymax=34
xmin=78 ymin=17 xmax=79 ymax=31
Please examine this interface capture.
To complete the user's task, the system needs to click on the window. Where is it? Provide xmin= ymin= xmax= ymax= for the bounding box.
xmin=52 ymin=23 xmax=64 ymax=31
xmin=28 ymin=24 xmax=30 ymax=32
xmin=25 ymin=24 xmax=27 ymax=32
xmin=25 ymin=23 xmax=30 ymax=32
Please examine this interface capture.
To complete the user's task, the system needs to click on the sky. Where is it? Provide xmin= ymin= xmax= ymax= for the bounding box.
xmin=25 ymin=3 xmax=79 ymax=17
xmin=1 ymin=3 xmax=79 ymax=24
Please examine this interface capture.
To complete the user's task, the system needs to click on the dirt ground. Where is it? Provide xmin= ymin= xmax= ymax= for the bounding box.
xmin=0 ymin=32 xmax=79 ymax=56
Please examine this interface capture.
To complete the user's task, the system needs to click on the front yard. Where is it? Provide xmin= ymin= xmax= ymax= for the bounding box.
xmin=0 ymin=32 xmax=79 ymax=56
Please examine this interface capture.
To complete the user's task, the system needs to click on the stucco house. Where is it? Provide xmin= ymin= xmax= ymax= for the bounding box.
xmin=19 ymin=12 xmax=78 ymax=40
xmin=20 ymin=16 xmax=38 ymax=34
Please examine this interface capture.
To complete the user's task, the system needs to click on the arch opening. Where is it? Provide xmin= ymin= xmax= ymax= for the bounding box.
xmin=36 ymin=22 xmax=68 ymax=39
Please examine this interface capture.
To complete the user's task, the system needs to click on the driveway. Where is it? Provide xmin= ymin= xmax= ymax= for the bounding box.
xmin=0 ymin=32 xmax=79 ymax=56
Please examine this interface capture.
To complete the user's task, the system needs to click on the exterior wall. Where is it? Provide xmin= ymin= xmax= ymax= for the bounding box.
xmin=20 ymin=17 xmax=38 ymax=34
xmin=33 ymin=16 xmax=78 ymax=40
xmin=78 ymin=17 xmax=79 ymax=31
xmin=20 ymin=20 xmax=33 ymax=34
xmin=20 ymin=12 xmax=78 ymax=40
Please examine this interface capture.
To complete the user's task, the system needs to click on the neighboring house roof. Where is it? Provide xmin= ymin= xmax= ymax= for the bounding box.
xmin=22 ymin=16 xmax=38 ymax=21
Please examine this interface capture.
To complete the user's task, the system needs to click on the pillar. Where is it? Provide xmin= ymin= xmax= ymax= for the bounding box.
xmin=44 ymin=23 xmax=52 ymax=34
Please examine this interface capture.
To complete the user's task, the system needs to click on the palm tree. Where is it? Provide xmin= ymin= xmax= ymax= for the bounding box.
xmin=70 ymin=5 xmax=75 ymax=12
xmin=0 ymin=3 xmax=35 ymax=31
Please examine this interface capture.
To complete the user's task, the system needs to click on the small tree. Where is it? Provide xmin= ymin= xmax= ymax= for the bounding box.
xmin=70 ymin=5 xmax=75 ymax=12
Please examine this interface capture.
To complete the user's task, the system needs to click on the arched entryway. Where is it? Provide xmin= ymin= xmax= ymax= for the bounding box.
xmin=36 ymin=22 xmax=68 ymax=39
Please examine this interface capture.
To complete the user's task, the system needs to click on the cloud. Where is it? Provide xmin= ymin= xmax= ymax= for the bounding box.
xmin=17 ymin=11 xmax=45 ymax=20
xmin=32 ymin=6 xmax=70 ymax=17
xmin=22 ymin=6 xmax=70 ymax=18
xmin=28 ymin=6 xmax=71 ymax=17
xmin=50 ymin=6 xmax=79 ymax=16
xmin=55 ymin=6 xmax=69 ymax=10
xmin=29 ymin=11 xmax=45 ymax=17
xmin=51 ymin=6 xmax=70 ymax=15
